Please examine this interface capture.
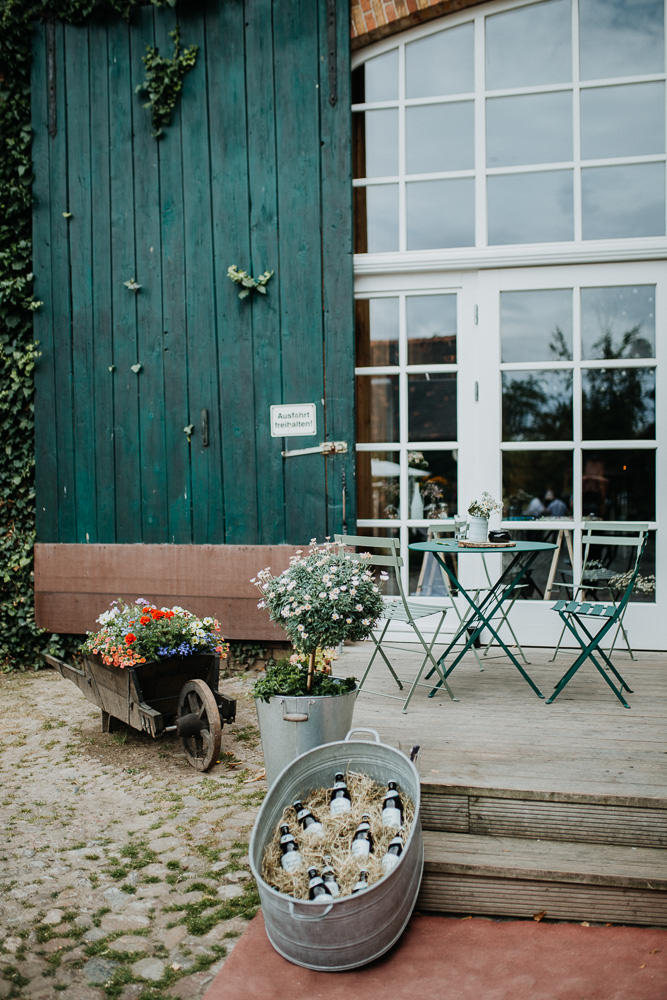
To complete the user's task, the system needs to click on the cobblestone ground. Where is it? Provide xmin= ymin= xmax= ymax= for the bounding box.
xmin=0 ymin=666 xmax=267 ymax=1000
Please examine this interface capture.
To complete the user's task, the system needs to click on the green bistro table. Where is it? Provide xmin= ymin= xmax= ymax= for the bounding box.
xmin=409 ymin=539 xmax=557 ymax=699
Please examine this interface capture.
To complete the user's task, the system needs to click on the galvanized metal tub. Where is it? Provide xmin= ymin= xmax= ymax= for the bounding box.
xmin=254 ymin=684 xmax=358 ymax=787
xmin=249 ymin=728 xmax=423 ymax=971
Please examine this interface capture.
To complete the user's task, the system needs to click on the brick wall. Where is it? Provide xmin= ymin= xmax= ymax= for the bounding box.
xmin=351 ymin=0 xmax=484 ymax=48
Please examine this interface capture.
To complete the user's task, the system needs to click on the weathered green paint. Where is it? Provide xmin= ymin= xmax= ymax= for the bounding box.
xmin=32 ymin=1 xmax=354 ymax=546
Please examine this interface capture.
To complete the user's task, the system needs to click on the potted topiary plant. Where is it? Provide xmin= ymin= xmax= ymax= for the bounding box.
xmin=251 ymin=539 xmax=384 ymax=784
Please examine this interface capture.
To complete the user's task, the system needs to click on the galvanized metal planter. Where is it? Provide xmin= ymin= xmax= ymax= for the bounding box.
xmin=249 ymin=729 xmax=423 ymax=971
xmin=254 ymin=685 xmax=358 ymax=787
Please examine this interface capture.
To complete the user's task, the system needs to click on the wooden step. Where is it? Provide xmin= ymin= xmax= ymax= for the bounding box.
xmin=419 ymin=830 xmax=667 ymax=926
xmin=421 ymin=785 xmax=667 ymax=848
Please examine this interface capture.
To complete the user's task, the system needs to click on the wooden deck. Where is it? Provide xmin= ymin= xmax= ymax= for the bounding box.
xmin=336 ymin=642 xmax=667 ymax=925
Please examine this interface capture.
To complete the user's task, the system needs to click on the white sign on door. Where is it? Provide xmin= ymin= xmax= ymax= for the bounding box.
xmin=270 ymin=403 xmax=317 ymax=438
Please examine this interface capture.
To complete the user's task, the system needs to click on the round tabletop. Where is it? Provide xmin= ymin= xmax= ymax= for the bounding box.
xmin=409 ymin=539 xmax=557 ymax=554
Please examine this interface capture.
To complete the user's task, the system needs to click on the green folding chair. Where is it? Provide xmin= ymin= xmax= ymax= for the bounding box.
xmin=548 ymin=533 xmax=648 ymax=708
xmin=550 ymin=521 xmax=648 ymax=661
xmin=334 ymin=533 xmax=454 ymax=712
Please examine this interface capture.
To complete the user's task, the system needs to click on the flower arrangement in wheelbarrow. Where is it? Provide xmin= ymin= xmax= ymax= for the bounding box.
xmin=252 ymin=539 xmax=385 ymax=696
xmin=81 ymin=598 xmax=229 ymax=669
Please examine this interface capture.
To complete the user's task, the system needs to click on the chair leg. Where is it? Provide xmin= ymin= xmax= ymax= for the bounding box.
xmin=358 ymin=623 xmax=404 ymax=693
xmin=550 ymin=618 xmax=568 ymax=661
xmin=401 ymin=617 xmax=456 ymax=712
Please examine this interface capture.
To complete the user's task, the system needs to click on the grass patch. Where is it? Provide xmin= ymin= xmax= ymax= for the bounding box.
xmin=170 ymin=881 xmax=260 ymax=935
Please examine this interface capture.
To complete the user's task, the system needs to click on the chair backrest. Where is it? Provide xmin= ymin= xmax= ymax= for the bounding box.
xmin=581 ymin=520 xmax=648 ymax=579
xmin=612 ymin=532 xmax=650 ymax=616
xmin=334 ymin=533 xmax=406 ymax=603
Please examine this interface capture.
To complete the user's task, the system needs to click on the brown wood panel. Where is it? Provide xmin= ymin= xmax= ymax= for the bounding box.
xmin=34 ymin=543 xmax=299 ymax=639
xmin=418 ymin=875 xmax=667 ymax=926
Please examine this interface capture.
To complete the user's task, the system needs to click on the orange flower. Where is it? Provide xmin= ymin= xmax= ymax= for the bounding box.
xmin=139 ymin=616 xmax=150 ymax=625
xmin=125 ymin=633 xmax=136 ymax=644
xmin=151 ymin=609 xmax=163 ymax=620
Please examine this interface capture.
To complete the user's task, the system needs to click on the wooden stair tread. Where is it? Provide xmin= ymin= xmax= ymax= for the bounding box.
xmin=423 ymin=830 xmax=667 ymax=890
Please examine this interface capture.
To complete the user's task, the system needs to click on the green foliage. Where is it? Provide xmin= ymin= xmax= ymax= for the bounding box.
xmin=136 ymin=26 xmax=198 ymax=138
xmin=252 ymin=658 xmax=356 ymax=703
xmin=0 ymin=0 xmax=181 ymax=670
xmin=226 ymin=265 xmax=274 ymax=300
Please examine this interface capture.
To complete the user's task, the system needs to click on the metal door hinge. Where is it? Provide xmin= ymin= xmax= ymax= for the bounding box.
xmin=281 ymin=440 xmax=348 ymax=458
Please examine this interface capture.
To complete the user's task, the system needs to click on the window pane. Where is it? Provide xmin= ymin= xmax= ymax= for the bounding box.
xmin=406 ymin=103 xmax=474 ymax=173
xmin=352 ymin=49 xmax=398 ymax=103
xmin=486 ymin=0 xmax=571 ymax=89
xmin=356 ymin=298 xmax=399 ymax=367
xmin=501 ymin=529 xmax=573 ymax=600
xmin=582 ymin=368 xmax=656 ymax=440
xmin=406 ymin=23 xmax=474 ymax=98
xmin=579 ymin=0 xmax=664 ymax=81
xmin=502 ymin=371 xmax=573 ymax=441
xmin=501 ymin=289 xmax=573 ymax=363
xmin=356 ymin=374 xmax=399 ymax=442
xmin=408 ymin=372 xmax=457 ymax=441
xmin=488 ymin=171 xmax=573 ymax=245
xmin=353 ymin=110 xmax=398 ymax=178
xmin=407 ymin=294 xmax=457 ymax=365
xmin=581 ymin=285 xmax=655 ymax=360
xmin=581 ymin=83 xmax=664 ymax=160
xmin=582 ymin=163 xmax=665 ymax=240
xmin=582 ymin=450 xmax=655 ymax=520
xmin=486 ymin=92 xmax=572 ymax=168
xmin=408 ymin=449 xmax=458 ymax=520
xmin=354 ymin=184 xmax=399 ymax=253
xmin=407 ymin=178 xmax=474 ymax=249
xmin=356 ymin=451 xmax=400 ymax=519
xmin=503 ymin=450 xmax=573 ymax=519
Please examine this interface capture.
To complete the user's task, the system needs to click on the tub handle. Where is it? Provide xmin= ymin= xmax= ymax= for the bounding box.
xmin=345 ymin=728 xmax=380 ymax=743
xmin=281 ymin=698 xmax=312 ymax=723
xmin=288 ymin=899 xmax=333 ymax=921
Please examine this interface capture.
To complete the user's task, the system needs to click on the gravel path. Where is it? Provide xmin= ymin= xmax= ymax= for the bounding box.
xmin=0 ymin=666 xmax=267 ymax=1000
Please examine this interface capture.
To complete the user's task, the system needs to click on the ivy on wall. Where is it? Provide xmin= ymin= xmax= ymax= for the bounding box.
xmin=0 ymin=0 xmax=181 ymax=670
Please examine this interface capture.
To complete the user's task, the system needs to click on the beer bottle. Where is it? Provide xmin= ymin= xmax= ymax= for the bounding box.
xmin=350 ymin=813 xmax=374 ymax=858
xmin=381 ymin=834 xmax=404 ymax=874
xmin=321 ymin=855 xmax=340 ymax=897
xmin=381 ymin=780 xmax=404 ymax=830
xmin=351 ymin=869 xmax=370 ymax=894
xmin=278 ymin=824 xmax=302 ymax=873
xmin=307 ymin=867 xmax=332 ymax=900
xmin=329 ymin=771 xmax=352 ymax=816
xmin=293 ymin=800 xmax=324 ymax=837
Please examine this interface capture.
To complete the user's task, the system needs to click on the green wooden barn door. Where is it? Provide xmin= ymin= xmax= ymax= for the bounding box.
xmin=32 ymin=2 xmax=355 ymax=549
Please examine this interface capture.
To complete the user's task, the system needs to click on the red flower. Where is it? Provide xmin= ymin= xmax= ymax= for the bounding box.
xmin=125 ymin=633 xmax=136 ymax=644
xmin=151 ymin=609 xmax=164 ymax=620
xmin=139 ymin=616 xmax=150 ymax=625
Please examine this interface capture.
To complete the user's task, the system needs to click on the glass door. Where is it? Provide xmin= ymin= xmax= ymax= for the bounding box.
xmin=478 ymin=261 xmax=663 ymax=647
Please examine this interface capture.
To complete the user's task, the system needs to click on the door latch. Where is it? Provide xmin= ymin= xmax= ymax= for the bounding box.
xmin=281 ymin=441 xmax=348 ymax=458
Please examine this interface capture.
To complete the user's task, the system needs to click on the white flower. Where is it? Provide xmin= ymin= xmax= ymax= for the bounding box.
xmin=362 ymin=618 xmax=370 ymax=625
xmin=332 ymin=612 xmax=341 ymax=620
xmin=346 ymin=618 xmax=352 ymax=624
xmin=296 ymin=624 xmax=305 ymax=632
xmin=355 ymin=603 xmax=363 ymax=611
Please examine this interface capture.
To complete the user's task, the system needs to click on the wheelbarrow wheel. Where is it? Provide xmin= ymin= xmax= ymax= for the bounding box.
xmin=177 ymin=678 xmax=222 ymax=772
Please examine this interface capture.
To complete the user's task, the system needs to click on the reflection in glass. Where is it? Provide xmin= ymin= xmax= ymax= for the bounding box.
xmin=582 ymin=368 xmax=655 ymax=440
xmin=500 ymin=529 xmax=573 ymax=601
xmin=356 ymin=451 xmax=401 ymax=519
xmin=488 ymin=171 xmax=573 ymax=245
xmin=406 ymin=103 xmax=474 ymax=173
xmin=503 ymin=450 xmax=573 ymax=520
xmin=579 ymin=0 xmax=664 ymax=81
xmin=407 ymin=449 xmax=458 ymax=520
xmin=486 ymin=92 xmax=572 ymax=168
xmin=355 ymin=374 xmax=399 ymax=442
xmin=354 ymin=184 xmax=399 ymax=253
xmin=581 ymin=285 xmax=655 ymax=360
xmin=407 ymin=295 xmax=457 ymax=365
xmin=353 ymin=110 xmax=398 ymax=179
xmin=408 ymin=372 xmax=457 ymax=441
xmin=405 ymin=23 xmax=474 ymax=98
xmin=579 ymin=532 xmax=656 ymax=605
xmin=502 ymin=371 xmax=572 ymax=441
xmin=486 ymin=0 xmax=571 ymax=89
xmin=500 ymin=289 xmax=572 ymax=363
xmin=355 ymin=298 xmax=399 ymax=367
xmin=582 ymin=449 xmax=655 ymax=520
xmin=407 ymin=178 xmax=474 ymax=249
xmin=351 ymin=49 xmax=398 ymax=103
xmin=581 ymin=83 xmax=664 ymax=160
xmin=582 ymin=164 xmax=665 ymax=240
